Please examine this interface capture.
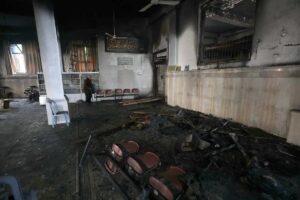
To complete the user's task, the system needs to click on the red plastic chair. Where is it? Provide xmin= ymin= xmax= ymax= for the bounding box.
xmin=94 ymin=89 xmax=104 ymax=101
xmin=110 ymin=140 xmax=140 ymax=161
xmin=131 ymin=88 xmax=139 ymax=95
xmin=149 ymin=166 xmax=186 ymax=200
xmin=114 ymin=88 xmax=123 ymax=101
xmin=115 ymin=89 xmax=123 ymax=96
xmin=123 ymin=88 xmax=131 ymax=95
xmin=105 ymin=158 xmax=120 ymax=175
xmin=105 ymin=140 xmax=140 ymax=175
xmin=105 ymin=89 xmax=114 ymax=97
xmin=127 ymin=152 xmax=160 ymax=177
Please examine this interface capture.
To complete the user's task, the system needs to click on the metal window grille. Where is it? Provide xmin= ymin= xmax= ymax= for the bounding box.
xmin=203 ymin=36 xmax=252 ymax=63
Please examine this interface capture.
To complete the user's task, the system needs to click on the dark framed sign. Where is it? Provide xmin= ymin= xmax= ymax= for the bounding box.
xmin=105 ymin=35 xmax=147 ymax=53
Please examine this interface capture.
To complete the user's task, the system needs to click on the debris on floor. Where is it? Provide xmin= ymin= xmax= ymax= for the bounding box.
xmin=120 ymin=97 xmax=163 ymax=106
xmin=1 ymin=100 xmax=299 ymax=199
xmin=78 ymin=103 xmax=300 ymax=200
xmin=129 ymin=112 xmax=151 ymax=130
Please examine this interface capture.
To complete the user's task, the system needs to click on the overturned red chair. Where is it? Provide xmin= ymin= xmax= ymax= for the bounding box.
xmin=148 ymin=166 xmax=186 ymax=200
xmin=105 ymin=140 xmax=140 ymax=175
xmin=126 ymin=152 xmax=161 ymax=179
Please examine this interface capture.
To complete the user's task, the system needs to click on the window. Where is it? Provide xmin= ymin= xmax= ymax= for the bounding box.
xmin=9 ymin=44 xmax=27 ymax=74
xmin=198 ymin=0 xmax=256 ymax=65
xmin=67 ymin=40 xmax=96 ymax=72
xmin=84 ymin=46 xmax=89 ymax=62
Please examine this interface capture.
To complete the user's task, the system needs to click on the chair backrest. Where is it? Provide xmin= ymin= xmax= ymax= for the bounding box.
xmin=96 ymin=89 xmax=104 ymax=95
xmin=115 ymin=88 xmax=123 ymax=95
xmin=132 ymin=88 xmax=139 ymax=94
xmin=46 ymin=98 xmax=58 ymax=115
xmin=105 ymin=89 xmax=113 ymax=96
xmin=123 ymin=89 xmax=130 ymax=94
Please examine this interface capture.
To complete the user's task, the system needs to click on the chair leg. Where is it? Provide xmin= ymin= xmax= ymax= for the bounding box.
xmin=51 ymin=115 xmax=55 ymax=128
xmin=54 ymin=116 xmax=57 ymax=127
xmin=64 ymin=114 xmax=69 ymax=126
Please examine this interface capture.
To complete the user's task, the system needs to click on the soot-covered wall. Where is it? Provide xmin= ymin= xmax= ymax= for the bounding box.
xmin=153 ymin=0 xmax=300 ymax=138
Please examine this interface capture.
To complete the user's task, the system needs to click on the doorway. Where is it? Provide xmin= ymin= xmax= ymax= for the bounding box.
xmin=153 ymin=48 xmax=168 ymax=97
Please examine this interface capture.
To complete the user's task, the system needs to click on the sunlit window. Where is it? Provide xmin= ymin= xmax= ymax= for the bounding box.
xmin=9 ymin=44 xmax=27 ymax=74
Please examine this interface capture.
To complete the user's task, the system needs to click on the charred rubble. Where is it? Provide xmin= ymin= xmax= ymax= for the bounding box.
xmin=79 ymin=105 xmax=300 ymax=200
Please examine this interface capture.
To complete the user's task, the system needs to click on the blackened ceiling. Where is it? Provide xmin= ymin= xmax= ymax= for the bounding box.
xmin=0 ymin=0 xmax=256 ymax=33
xmin=0 ymin=0 xmax=160 ymax=17
xmin=1 ymin=0 xmax=32 ymax=17
xmin=53 ymin=0 xmax=161 ymax=31
xmin=0 ymin=0 xmax=160 ymax=27
xmin=0 ymin=0 xmax=162 ymax=31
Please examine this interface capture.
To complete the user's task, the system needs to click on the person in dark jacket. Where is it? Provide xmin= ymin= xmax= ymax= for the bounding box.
xmin=83 ymin=76 xmax=93 ymax=103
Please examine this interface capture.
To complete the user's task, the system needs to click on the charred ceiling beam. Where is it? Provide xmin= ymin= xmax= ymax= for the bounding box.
xmin=206 ymin=8 xmax=254 ymax=28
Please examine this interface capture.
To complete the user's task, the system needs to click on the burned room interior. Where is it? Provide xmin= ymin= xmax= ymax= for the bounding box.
xmin=0 ymin=0 xmax=300 ymax=199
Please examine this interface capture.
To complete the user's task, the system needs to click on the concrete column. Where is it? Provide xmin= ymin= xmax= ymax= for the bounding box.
xmin=177 ymin=0 xmax=198 ymax=70
xmin=250 ymin=0 xmax=300 ymax=66
xmin=33 ymin=0 xmax=69 ymax=125
xmin=0 ymin=40 xmax=7 ymax=76
xmin=168 ymin=10 xmax=177 ymax=65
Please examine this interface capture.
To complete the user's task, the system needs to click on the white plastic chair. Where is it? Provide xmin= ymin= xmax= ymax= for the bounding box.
xmin=0 ymin=176 xmax=37 ymax=200
xmin=46 ymin=98 xmax=70 ymax=128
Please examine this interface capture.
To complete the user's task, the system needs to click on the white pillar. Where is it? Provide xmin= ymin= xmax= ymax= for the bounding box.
xmin=33 ymin=0 xmax=69 ymax=125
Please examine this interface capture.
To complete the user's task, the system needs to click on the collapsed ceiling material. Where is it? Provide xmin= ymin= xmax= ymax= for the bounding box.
xmin=201 ymin=0 xmax=256 ymax=35
xmin=209 ymin=0 xmax=256 ymax=10
xmin=206 ymin=8 xmax=254 ymax=28
xmin=220 ymin=0 xmax=246 ymax=10
xmin=139 ymin=0 xmax=180 ymax=12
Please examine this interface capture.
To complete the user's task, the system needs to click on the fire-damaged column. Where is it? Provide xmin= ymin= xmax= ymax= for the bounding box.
xmin=33 ymin=0 xmax=69 ymax=125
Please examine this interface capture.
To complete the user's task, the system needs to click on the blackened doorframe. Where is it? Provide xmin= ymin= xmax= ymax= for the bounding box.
xmin=152 ymin=48 xmax=168 ymax=97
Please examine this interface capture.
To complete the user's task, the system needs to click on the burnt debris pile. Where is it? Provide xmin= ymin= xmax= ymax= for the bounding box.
xmin=81 ymin=105 xmax=300 ymax=200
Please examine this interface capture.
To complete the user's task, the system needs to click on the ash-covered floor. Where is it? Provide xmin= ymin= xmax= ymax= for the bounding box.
xmin=1 ymin=99 xmax=300 ymax=200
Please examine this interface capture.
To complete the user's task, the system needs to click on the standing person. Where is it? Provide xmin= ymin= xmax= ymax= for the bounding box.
xmin=83 ymin=76 xmax=93 ymax=103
